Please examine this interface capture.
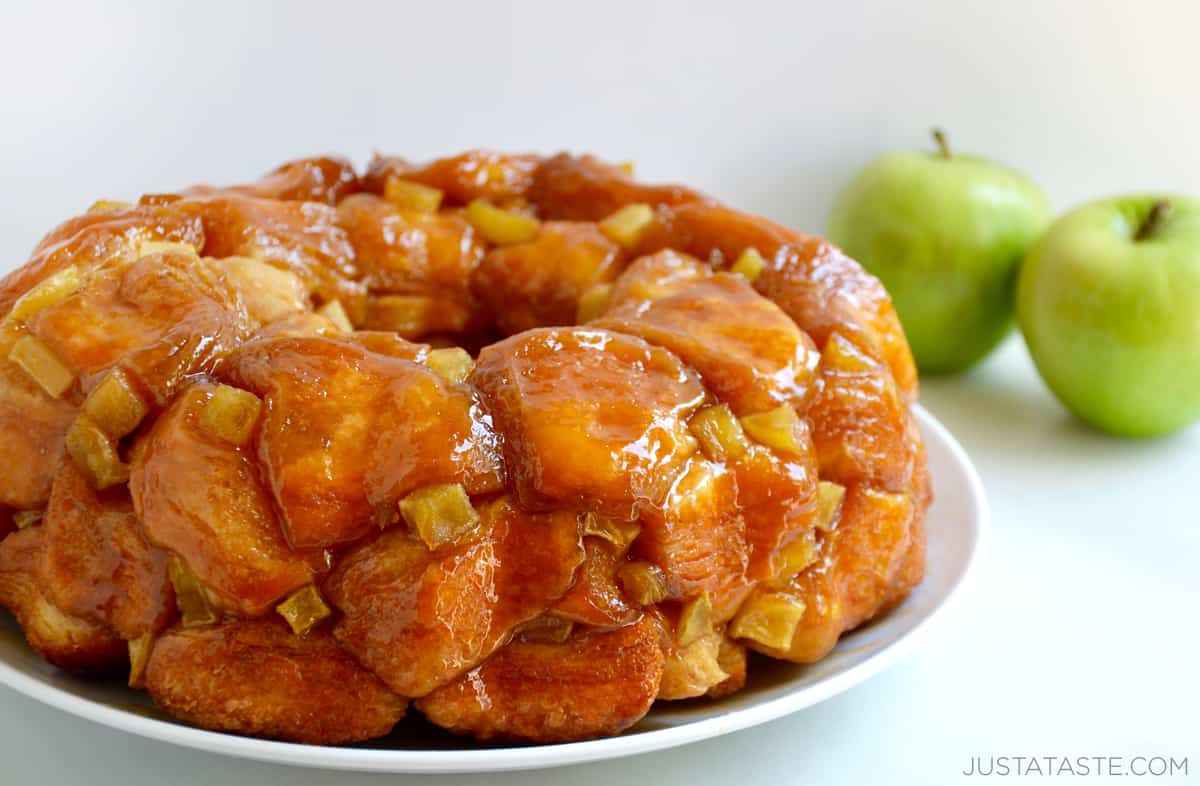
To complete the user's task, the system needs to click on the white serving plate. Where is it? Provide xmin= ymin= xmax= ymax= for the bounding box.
xmin=0 ymin=404 xmax=986 ymax=774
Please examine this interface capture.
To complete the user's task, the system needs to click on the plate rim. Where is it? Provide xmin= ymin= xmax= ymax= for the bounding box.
xmin=0 ymin=403 xmax=988 ymax=774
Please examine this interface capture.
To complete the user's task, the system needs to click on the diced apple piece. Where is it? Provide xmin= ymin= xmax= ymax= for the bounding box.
xmin=730 ymin=591 xmax=806 ymax=650
xmin=575 ymin=283 xmax=613 ymax=323
xmin=689 ymin=404 xmax=749 ymax=461
xmin=398 ymin=483 xmax=481 ymax=548
xmin=13 ymin=510 xmax=42 ymax=530
xmin=8 ymin=335 xmax=74 ymax=398
xmin=771 ymin=530 xmax=818 ymax=581
xmin=87 ymin=199 xmax=133 ymax=213
xmin=426 ymin=347 xmax=474 ymax=384
xmin=730 ymin=247 xmax=767 ymax=282
xmin=552 ymin=538 xmax=641 ymax=628
xmin=167 ymin=555 xmax=217 ymax=628
xmin=707 ymin=635 xmax=749 ymax=698
xmin=138 ymin=240 xmax=198 ymax=258
xmin=127 ymin=632 xmax=154 ymax=688
xmin=83 ymin=369 xmax=148 ymax=438
xmin=198 ymin=384 xmax=262 ymax=446
xmin=276 ymin=585 xmax=333 ymax=635
xmin=65 ymin=416 xmax=129 ymax=489
xmin=822 ymin=331 xmax=877 ymax=373
xmin=363 ymin=294 xmax=435 ymax=336
xmin=578 ymin=512 xmax=641 ymax=551
xmin=816 ymin=480 xmax=847 ymax=532
xmin=384 ymin=177 xmax=444 ymax=213
xmin=466 ymin=199 xmax=540 ymax=245
xmin=5 ymin=265 xmax=81 ymax=323
xmin=617 ymin=560 xmax=668 ymax=606
xmin=658 ymin=628 xmax=729 ymax=700
xmin=598 ymin=203 xmax=654 ymax=248
xmin=316 ymin=299 xmax=353 ymax=332
xmin=677 ymin=591 xmax=713 ymax=646
xmin=739 ymin=405 xmax=807 ymax=456
xmin=516 ymin=615 xmax=574 ymax=645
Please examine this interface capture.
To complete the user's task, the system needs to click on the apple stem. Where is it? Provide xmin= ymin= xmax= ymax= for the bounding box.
xmin=1135 ymin=200 xmax=1173 ymax=242
xmin=932 ymin=128 xmax=951 ymax=159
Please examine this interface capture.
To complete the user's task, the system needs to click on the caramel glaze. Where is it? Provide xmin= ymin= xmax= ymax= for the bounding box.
xmin=43 ymin=460 xmax=173 ymax=639
xmin=0 ymin=150 xmax=930 ymax=745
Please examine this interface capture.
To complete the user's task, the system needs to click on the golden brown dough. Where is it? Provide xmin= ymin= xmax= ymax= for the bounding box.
xmin=0 ymin=527 xmax=125 ymax=673
xmin=337 ymin=193 xmax=489 ymax=337
xmin=29 ymin=250 xmax=251 ymax=405
xmin=417 ymin=614 xmax=662 ymax=743
xmin=0 ymin=328 xmax=76 ymax=510
xmin=531 ymin=152 xmax=711 ymax=220
xmin=754 ymin=484 xmax=918 ymax=664
xmin=185 ymin=193 xmax=365 ymax=320
xmin=223 ymin=334 xmax=503 ymax=548
xmin=635 ymin=456 xmax=751 ymax=616
xmin=806 ymin=332 xmax=917 ymax=493
xmin=471 ymin=327 xmax=706 ymax=518
xmin=197 ymin=155 xmax=360 ymax=205
xmin=473 ymin=221 xmax=623 ymax=334
xmin=130 ymin=384 xmax=313 ymax=615
xmin=530 ymin=155 xmax=917 ymax=402
xmin=213 ymin=256 xmax=310 ymax=326
xmin=0 ymin=202 xmax=204 ymax=317
xmin=42 ymin=460 xmax=173 ymax=639
xmin=326 ymin=497 xmax=584 ymax=698
xmin=145 ymin=620 xmax=406 ymax=744
xmin=707 ymin=636 xmax=748 ymax=699
xmin=595 ymin=264 xmax=820 ymax=416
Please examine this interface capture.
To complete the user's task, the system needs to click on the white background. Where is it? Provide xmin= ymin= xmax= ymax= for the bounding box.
xmin=1 ymin=1 xmax=1198 ymax=784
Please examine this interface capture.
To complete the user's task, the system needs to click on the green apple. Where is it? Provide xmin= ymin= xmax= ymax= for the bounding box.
xmin=1017 ymin=197 xmax=1200 ymax=437
xmin=828 ymin=130 xmax=1051 ymax=374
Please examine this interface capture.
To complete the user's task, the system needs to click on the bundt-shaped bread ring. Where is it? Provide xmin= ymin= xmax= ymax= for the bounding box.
xmin=0 ymin=151 xmax=929 ymax=745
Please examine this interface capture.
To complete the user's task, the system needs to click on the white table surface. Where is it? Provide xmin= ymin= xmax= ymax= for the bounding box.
xmin=2 ymin=2 xmax=1199 ymax=783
